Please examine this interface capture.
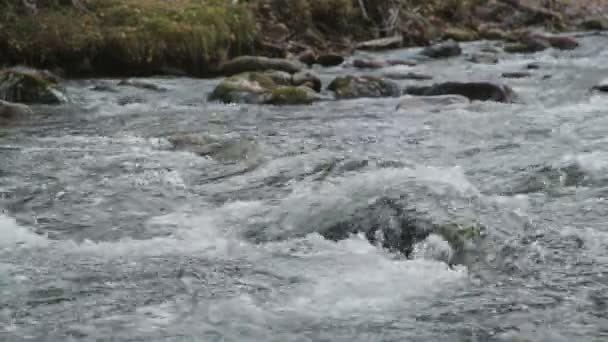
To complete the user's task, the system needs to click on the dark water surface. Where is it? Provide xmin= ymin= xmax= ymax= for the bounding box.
xmin=1 ymin=35 xmax=608 ymax=341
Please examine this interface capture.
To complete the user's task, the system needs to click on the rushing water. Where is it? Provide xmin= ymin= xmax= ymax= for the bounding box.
xmin=1 ymin=35 xmax=608 ymax=341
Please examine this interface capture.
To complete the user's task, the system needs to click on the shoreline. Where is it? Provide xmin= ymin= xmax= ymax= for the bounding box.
xmin=0 ymin=0 xmax=607 ymax=79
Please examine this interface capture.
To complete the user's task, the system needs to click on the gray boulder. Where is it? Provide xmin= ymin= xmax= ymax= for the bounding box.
xmin=420 ymin=40 xmax=462 ymax=58
xmin=220 ymin=56 xmax=303 ymax=76
xmin=328 ymin=75 xmax=401 ymax=100
xmin=404 ymin=82 xmax=518 ymax=103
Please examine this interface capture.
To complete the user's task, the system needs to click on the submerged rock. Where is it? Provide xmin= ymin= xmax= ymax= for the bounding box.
xmin=117 ymin=79 xmax=167 ymax=92
xmin=352 ymin=58 xmax=416 ymax=69
xmin=404 ymin=82 xmax=517 ymax=103
xmin=502 ymin=71 xmax=532 ymax=79
xmin=327 ymin=75 xmax=400 ymax=100
xmin=0 ymin=99 xmax=33 ymax=121
xmin=0 ymin=67 xmax=67 ymax=104
xmin=396 ymin=95 xmax=469 ymax=111
xmin=167 ymin=132 xmax=258 ymax=163
xmin=420 ymin=40 xmax=462 ymax=58
xmin=220 ymin=56 xmax=303 ymax=76
xmin=467 ymin=53 xmax=499 ymax=64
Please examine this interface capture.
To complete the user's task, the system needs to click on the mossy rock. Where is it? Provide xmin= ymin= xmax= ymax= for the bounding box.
xmin=477 ymin=28 xmax=511 ymax=40
xmin=167 ymin=132 xmax=258 ymax=162
xmin=268 ymin=86 xmax=317 ymax=105
xmin=443 ymin=28 xmax=477 ymax=42
xmin=327 ymin=75 xmax=400 ymax=99
xmin=220 ymin=56 xmax=303 ymax=76
xmin=208 ymin=72 xmax=276 ymax=104
xmin=0 ymin=67 xmax=66 ymax=104
xmin=436 ymin=223 xmax=484 ymax=253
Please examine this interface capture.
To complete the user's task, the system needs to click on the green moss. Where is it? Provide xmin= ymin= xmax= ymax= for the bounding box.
xmin=437 ymin=223 xmax=484 ymax=252
xmin=504 ymin=43 xmax=531 ymax=53
xmin=0 ymin=0 xmax=257 ymax=76
xmin=268 ymin=86 xmax=314 ymax=105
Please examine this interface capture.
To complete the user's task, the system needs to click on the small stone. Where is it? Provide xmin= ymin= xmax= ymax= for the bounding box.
xmin=501 ymin=71 xmax=532 ymax=79
xmin=420 ymin=40 xmax=462 ymax=58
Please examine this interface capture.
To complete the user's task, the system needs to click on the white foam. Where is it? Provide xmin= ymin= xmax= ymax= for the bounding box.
xmin=0 ymin=215 xmax=49 ymax=250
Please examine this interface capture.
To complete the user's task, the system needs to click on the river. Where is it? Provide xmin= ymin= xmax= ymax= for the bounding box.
xmin=1 ymin=35 xmax=608 ymax=341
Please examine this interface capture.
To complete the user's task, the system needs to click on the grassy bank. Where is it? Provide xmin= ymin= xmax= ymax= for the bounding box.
xmin=0 ymin=0 xmax=256 ymax=76
xmin=0 ymin=0 xmax=595 ymax=77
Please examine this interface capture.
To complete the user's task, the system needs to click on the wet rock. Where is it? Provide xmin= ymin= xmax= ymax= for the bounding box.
xmin=316 ymin=53 xmax=345 ymax=67
xmin=404 ymin=82 xmax=517 ymax=103
xmin=209 ymin=71 xmax=322 ymax=105
xmin=264 ymin=70 xmax=293 ymax=86
xmin=526 ymin=62 xmax=541 ymax=70
xmin=208 ymin=72 xmax=275 ymax=104
xmin=291 ymin=71 xmax=321 ymax=92
xmin=220 ymin=56 xmax=303 ymax=76
xmin=356 ymin=35 xmax=403 ymax=51
xmin=467 ymin=53 xmax=499 ymax=64
xmin=396 ymin=95 xmax=469 ymax=111
xmin=117 ymin=79 xmax=167 ymax=92
xmin=297 ymin=49 xmax=317 ymax=66
xmin=0 ymin=99 xmax=33 ymax=121
xmin=319 ymin=196 xmax=484 ymax=265
xmin=501 ymin=71 xmax=532 ymax=79
xmin=443 ymin=28 xmax=477 ymax=42
xmin=420 ymin=40 xmax=462 ymax=58
xmin=267 ymin=86 xmax=320 ymax=105
xmin=328 ymin=75 xmax=400 ymax=100
xmin=382 ymin=72 xmax=433 ymax=81
xmin=0 ymin=67 xmax=67 ymax=104
xmin=167 ymin=132 xmax=258 ymax=163
xmin=505 ymin=33 xmax=579 ymax=53
xmin=353 ymin=58 xmax=388 ymax=69
xmin=581 ymin=17 xmax=608 ymax=31
xmin=504 ymin=36 xmax=550 ymax=53
xmin=90 ymin=83 xmax=118 ymax=93
xmin=592 ymin=79 xmax=608 ymax=92
xmin=544 ymin=35 xmax=579 ymax=50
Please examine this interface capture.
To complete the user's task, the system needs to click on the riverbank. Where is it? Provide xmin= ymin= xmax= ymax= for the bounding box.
xmin=0 ymin=0 xmax=607 ymax=77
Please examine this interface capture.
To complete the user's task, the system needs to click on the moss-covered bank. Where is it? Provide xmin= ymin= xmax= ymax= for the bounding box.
xmin=0 ymin=0 xmax=256 ymax=77
xmin=0 ymin=0 xmax=602 ymax=77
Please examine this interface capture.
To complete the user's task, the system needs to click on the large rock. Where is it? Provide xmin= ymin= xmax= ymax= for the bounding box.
xmin=581 ymin=17 xmax=608 ymax=31
xmin=327 ymin=75 xmax=400 ymax=100
xmin=208 ymin=71 xmax=322 ymax=105
xmin=442 ymin=28 xmax=477 ymax=42
xmin=0 ymin=100 xmax=33 ymax=121
xmin=117 ymin=79 xmax=167 ymax=92
xmin=316 ymin=53 xmax=345 ymax=67
xmin=356 ymin=35 xmax=403 ymax=51
xmin=220 ymin=56 xmax=303 ymax=76
xmin=592 ymin=79 xmax=608 ymax=92
xmin=267 ymin=86 xmax=321 ymax=105
xmin=396 ymin=95 xmax=469 ymax=111
xmin=404 ymin=82 xmax=517 ymax=103
xmin=420 ymin=40 xmax=462 ymax=58
xmin=319 ymin=196 xmax=484 ymax=265
xmin=291 ymin=71 xmax=321 ymax=92
xmin=0 ymin=67 xmax=67 ymax=104
xmin=505 ymin=33 xmax=578 ymax=53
